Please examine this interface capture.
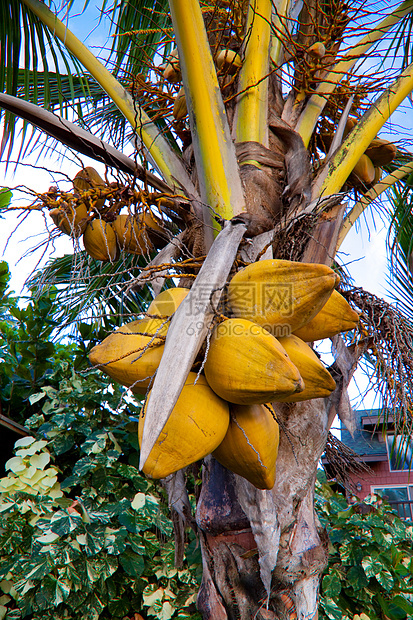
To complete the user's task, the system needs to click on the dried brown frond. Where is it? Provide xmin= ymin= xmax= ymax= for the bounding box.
xmin=343 ymin=287 xmax=413 ymax=437
xmin=272 ymin=212 xmax=321 ymax=262
xmin=324 ymin=432 xmax=372 ymax=493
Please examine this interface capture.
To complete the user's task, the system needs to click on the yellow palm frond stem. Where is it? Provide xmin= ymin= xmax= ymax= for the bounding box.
xmin=270 ymin=0 xmax=290 ymax=68
xmin=336 ymin=161 xmax=413 ymax=251
xmin=317 ymin=62 xmax=413 ymax=198
xmin=295 ymin=0 xmax=413 ymax=146
xmin=168 ymin=0 xmax=245 ymax=231
xmin=235 ymin=0 xmax=272 ymax=146
xmin=22 ymin=0 xmax=194 ymax=194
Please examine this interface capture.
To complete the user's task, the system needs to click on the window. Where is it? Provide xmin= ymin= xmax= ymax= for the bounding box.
xmin=386 ymin=434 xmax=413 ymax=471
xmin=372 ymin=485 xmax=413 ymax=520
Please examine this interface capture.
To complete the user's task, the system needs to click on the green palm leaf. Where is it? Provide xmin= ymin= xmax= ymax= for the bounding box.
xmin=386 ymin=173 xmax=413 ymax=319
xmin=26 ymin=251 xmax=153 ymax=335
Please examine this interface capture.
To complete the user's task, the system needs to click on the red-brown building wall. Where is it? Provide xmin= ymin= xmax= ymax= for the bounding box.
xmin=349 ymin=459 xmax=413 ymax=500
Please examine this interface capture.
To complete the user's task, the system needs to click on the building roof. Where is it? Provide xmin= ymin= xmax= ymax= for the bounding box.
xmin=340 ymin=408 xmax=388 ymax=460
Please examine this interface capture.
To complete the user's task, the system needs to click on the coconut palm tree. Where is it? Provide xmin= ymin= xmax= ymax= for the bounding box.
xmin=2 ymin=0 xmax=413 ymax=617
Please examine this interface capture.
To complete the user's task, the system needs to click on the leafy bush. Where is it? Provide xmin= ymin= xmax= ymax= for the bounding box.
xmin=317 ymin=479 xmax=413 ymax=620
xmin=0 ymin=359 xmax=201 ymax=620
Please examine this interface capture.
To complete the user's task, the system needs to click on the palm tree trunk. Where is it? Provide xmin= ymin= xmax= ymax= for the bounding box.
xmin=195 ymin=215 xmax=349 ymax=618
xmin=196 ymin=397 xmax=334 ymax=619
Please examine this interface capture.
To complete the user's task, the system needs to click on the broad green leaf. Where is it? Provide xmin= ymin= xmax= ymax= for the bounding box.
xmin=50 ymin=511 xmax=83 ymax=536
xmin=119 ymin=548 xmax=145 ymax=577
xmin=83 ymin=527 xmax=106 ymax=556
xmin=346 ymin=565 xmax=368 ymax=590
xmin=321 ymin=597 xmax=345 ymax=620
xmin=14 ymin=437 xmax=36 ymax=448
xmin=107 ymin=596 xmax=130 ymax=617
xmin=29 ymin=452 xmax=50 ymax=470
xmin=5 ymin=456 xmax=26 ymax=473
xmin=104 ymin=527 xmax=128 ymax=555
xmin=322 ymin=571 xmax=342 ymax=598
xmin=376 ymin=569 xmax=395 ymax=591
xmin=131 ymin=492 xmax=146 ymax=511
xmin=362 ymin=556 xmax=384 ymax=578
xmin=29 ymin=391 xmax=46 ymax=405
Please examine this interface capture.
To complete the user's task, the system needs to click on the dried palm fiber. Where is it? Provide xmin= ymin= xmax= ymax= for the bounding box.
xmin=342 ymin=287 xmax=413 ymax=432
xmin=138 ymin=373 xmax=229 ymax=479
xmin=113 ymin=212 xmax=164 ymax=255
xmin=227 ymin=259 xmax=339 ymax=333
xmin=83 ymin=219 xmax=117 ymax=261
xmin=147 ymin=287 xmax=189 ymax=317
xmin=293 ymin=290 xmax=359 ymax=341
xmin=73 ymin=166 xmax=106 ymax=209
xmin=49 ymin=200 xmax=88 ymax=237
xmin=213 ymin=403 xmax=279 ymax=490
xmin=324 ymin=432 xmax=372 ymax=494
xmin=89 ymin=318 xmax=166 ymax=392
xmin=269 ymin=115 xmax=312 ymax=214
xmin=277 ymin=334 xmax=336 ymax=401
xmin=204 ymin=318 xmax=304 ymax=405
xmin=235 ymin=141 xmax=285 ymax=233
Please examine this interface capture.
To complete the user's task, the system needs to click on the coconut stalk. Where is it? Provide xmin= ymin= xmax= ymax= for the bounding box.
xmin=295 ymin=0 xmax=413 ymax=146
xmin=235 ymin=0 xmax=273 ymax=146
xmin=0 ymin=93 xmax=171 ymax=193
xmin=139 ymin=220 xmax=247 ymax=469
xmin=336 ymin=161 xmax=413 ymax=249
xmin=21 ymin=0 xmax=195 ymax=193
xmin=270 ymin=0 xmax=290 ymax=68
xmin=315 ymin=61 xmax=413 ymax=197
xmin=168 ymin=0 xmax=245 ymax=243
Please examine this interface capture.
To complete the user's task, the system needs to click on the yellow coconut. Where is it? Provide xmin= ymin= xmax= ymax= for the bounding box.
xmin=213 ymin=403 xmax=279 ymax=489
xmin=227 ymin=259 xmax=339 ymax=335
xmin=113 ymin=212 xmax=165 ymax=255
xmin=277 ymin=335 xmax=336 ymax=402
xmin=365 ymin=139 xmax=397 ymax=167
xmin=73 ymin=166 xmax=106 ymax=209
xmin=306 ymin=41 xmax=326 ymax=58
xmin=216 ymin=49 xmax=242 ymax=74
xmin=163 ymin=48 xmax=181 ymax=83
xmin=204 ymin=318 xmax=304 ymax=405
xmin=348 ymin=154 xmax=375 ymax=186
xmin=89 ymin=318 xmax=166 ymax=392
xmin=147 ymin=287 xmax=190 ymax=317
xmin=139 ymin=373 xmax=230 ymax=479
xmin=173 ymin=87 xmax=187 ymax=120
xmin=293 ymin=290 xmax=359 ymax=342
xmin=49 ymin=201 xmax=88 ymax=237
xmin=83 ymin=220 xmax=118 ymax=261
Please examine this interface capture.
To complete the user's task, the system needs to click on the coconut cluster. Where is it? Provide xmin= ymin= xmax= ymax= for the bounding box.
xmin=89 ymin=259 xmax=359 ymax=489
xmin=47 ymin=167 xmax=168 ymax=261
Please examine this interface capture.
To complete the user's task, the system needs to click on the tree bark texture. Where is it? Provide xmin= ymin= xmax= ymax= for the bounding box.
xmin=195 ymin=396 xmax=336 ymax=619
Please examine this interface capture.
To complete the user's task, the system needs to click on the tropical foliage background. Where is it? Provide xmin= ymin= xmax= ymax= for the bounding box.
xmin=2 ymin=259 xmax=413 ymax=620
xmin=3 ymin=0 xmax=413 ymax=618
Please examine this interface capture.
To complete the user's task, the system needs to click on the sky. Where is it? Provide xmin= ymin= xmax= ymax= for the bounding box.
xmin=0 ymin=0 xmax=409 ymax=418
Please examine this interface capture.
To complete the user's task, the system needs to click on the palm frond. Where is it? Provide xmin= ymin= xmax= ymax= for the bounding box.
xmin=386 ymin=171 xmax=413 ymax=319
xmin=0 ymin=93 xmax=171 ymax=192
xmin=27 ymin=251 xmax=154 ymax=335
xmin=1 ymin=1 xmax=91 ymax=158
xmin=106 ymin=0 xmax=173 ymax=80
